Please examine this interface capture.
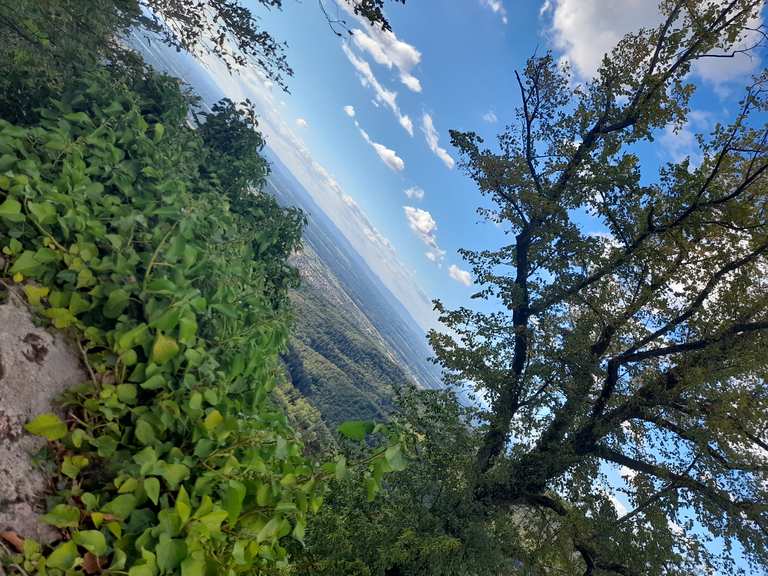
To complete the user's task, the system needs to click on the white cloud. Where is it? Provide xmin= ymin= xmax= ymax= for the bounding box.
xmin=480 ymin=0 xmax=508 ymax=24
xmin=548 ymin=0 xmax=660 ymax=80
xmin=342 ymin=43 xmax=414 ymax=136
xmin=351 ymin=27 xmax=422 ymax=92
xmin=421 ymin=113 xmax=455 ymax=169
xmin=404 ymin=186 xmax=425 ymax=200
xmin=359 ymin=126 xmax=406 ymax=172
xmin=693 ymin=10 xmax=764 ymax=91
xmin=404 ymin=206 xmax=445 ymax=263
xmin=659 ymin=109 xmax=710 ymax=165
xmin=295 ymin=117 xmax=309 ymax=128
xmin=620 ymin=465 xmax=638 ymax=481
xmin=343 ymin=105 xmax=356 ymax=117
xmin=482 ymin=110 xmax=498 ymax=123
xmin=546 ymin=0 xmax=762 ymax=88
xmin=449 ymin=264 xmax=472 ymax=286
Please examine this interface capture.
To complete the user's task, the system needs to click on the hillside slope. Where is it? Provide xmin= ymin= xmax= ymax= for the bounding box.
xmin=283 ymin=245 xmax=414 ymax=425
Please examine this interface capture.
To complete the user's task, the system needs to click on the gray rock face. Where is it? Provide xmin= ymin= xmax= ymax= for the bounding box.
xmin=0 ymin=290 xmax=86 ymax=543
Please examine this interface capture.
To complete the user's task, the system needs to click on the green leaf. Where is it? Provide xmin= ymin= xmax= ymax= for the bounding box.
xmin=117 ymin=383 xmax=137 ymax=404
xmin=23 ymin=284 xmax=49 ymax=306
xmin=203 ymin=409 xmax=223 ymax=431
xmin=102 ymin=494 xmax=136 ymax=519
xmin=93 ymin=434 xmax=118 ymax=457
xmin=62 ymin=455 xmax=89 ymax=479
xmin=104 ymin=288 xmax=130 ymax=319
xmin=384 ymin=443 xmax=407 ymax=472
xmin=10 ymin=251 xmax=40 ymax=276
xmin=151 ymin=333 xmax=179 ymax=364
xmin=69 ymin=292 xmax=91 ymax=315
xmin=0 ymin=197 xmax=24 ymax=223
xmin=176 ymin=486 xmax=191 ymax=524
xmin=144 ymin=477 xmax=160 ymax=505
xmin=256 ymin=517 xmax=281 ymax=543
xmin=135 ymin=419 xmax=156 ymax=445
xmin=46 ymin=540 xmax=77 ymax=570
xmin=133 ymin=446 xmax=158 ymax=473
xmin=41 ymin=504 xmax=80 ymax=528
xmin=198 ymin=509 xmax=228 ymax=533
xmin=293 ymin=515 xmax=306 ymax=543
xmin=28 ymin=201 xmax=56 ymax=225
xmin=366 ymin=476 xmax=379 ymax=502
xmin=222 ymin=480 xmax=246 ymax=524
xmin=178 ymin=314 xmax=197 ymax=345
xmin=74 ymin=530 xmax=107 ymax=555
xmin=25 ymin=413 xmax=67 ymax=441
xmin=156 ymin=535 xmax=187 ymax=573
xmin=189 ymin=391 xmax=202 ymax=410
xmin=181 ymin=557 xmax=205 ymax=576
xmin=44 ymin=307 xmax=77 ymax=328
xmin=140 ymin=374 xmax=166 ymax=390
xmin=335 ymin=455 xmax=348 ymax=481
xmin=161 ymin=463 xmax=190 ymax=489
xmin=129 ymin=565 xmax=154 ymax=576
xmin=337 ymin=420 xmax=375 ymax=442
xmin=154 ymin=123 xmax=165 ymax=141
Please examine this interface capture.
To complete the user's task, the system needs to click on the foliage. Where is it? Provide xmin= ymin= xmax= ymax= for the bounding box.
xmin=0 ymin=63 xmax=400 ymax=574
xmin=0 ymin=0 xmax=141 ymax=124
xmin=293 ymin=388 xmax=534 ymax=576
xmin=428 ymin=1 xmax=768 ymax=574
xmin=0 ymin=0 xmax=407 ymax=118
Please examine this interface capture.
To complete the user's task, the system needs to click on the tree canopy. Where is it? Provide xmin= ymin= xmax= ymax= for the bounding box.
xmin=428 ymin=1 xmax=768 ymax=573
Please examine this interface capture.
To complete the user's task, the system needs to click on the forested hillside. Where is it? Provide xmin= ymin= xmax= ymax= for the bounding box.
xmin=283 ymin=246 xmax=412 ymax=426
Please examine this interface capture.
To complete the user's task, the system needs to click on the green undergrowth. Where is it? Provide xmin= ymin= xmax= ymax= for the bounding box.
xmin=0 ymin=67 xmax=405 ymax=575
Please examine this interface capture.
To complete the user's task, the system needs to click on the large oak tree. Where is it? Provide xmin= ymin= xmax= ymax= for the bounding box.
xmin=431 ymin=1 xmax=768 ymax=573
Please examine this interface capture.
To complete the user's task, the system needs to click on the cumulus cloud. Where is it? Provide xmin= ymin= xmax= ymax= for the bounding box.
xmin=343 ymin=105 xmax=356 ymax=117
xmin=546 ymin=0 xmax=762 ymax=88
xmin=421 ymin=113 xmax=455 ymax=169
xmin=359 ymin=126 xmax=406 ymax=171
xmin=404 ymin=186 xmax=425 ymax=200
xmin=342 ymin=43 xmax=414 ymax=136
xmin=482 ymin=110 xmax=498 ymax=123
xmin=404 ymin=206 xmax=445 ymax=263
xmin=480 ymin=0 xmax=508 ymax=24
xmin=351 ymin=26 xmax=422 ymax=92
xmin=295 ymin=117 xmax=309 ymax=128
xmin=449 ymin=264 xmax=472 ymax=286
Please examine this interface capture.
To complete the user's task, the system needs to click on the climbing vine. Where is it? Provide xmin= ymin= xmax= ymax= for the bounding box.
xmin=0 ymin=69 xmax=405 ymax=575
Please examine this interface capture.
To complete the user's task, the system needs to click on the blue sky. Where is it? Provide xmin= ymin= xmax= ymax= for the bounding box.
xmin=193 ymin=0 xmax=763 ymax=335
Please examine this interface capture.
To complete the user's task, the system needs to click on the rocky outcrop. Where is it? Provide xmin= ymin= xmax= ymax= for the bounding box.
xmin=0 ymin=289 xmax=86 ymax=543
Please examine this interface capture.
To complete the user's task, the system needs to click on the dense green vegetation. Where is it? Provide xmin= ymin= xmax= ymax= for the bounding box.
xmin=0 ymin=1 xmax=406 ymax=574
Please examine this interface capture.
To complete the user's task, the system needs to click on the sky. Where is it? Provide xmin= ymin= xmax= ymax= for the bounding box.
xmin=192 ymin=0 xmax=764 ymax=336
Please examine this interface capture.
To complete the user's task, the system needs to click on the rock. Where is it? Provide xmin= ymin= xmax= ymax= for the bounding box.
xmin=0 ymin=290 xmax=86 ymax=543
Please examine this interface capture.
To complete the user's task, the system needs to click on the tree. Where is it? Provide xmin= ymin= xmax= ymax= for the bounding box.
xmin=431 ymin=1 xmax=768 ymax=573
xmin=138 ymin=0 xmax=406 ymax=90
xmin=0 ymin=0 xmax=406 ymax=111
